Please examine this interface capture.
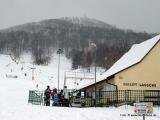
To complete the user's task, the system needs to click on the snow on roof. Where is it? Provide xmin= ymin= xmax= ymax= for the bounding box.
xmin=79 ymin=34 xmax=160 ymax=89
xmin=101 ymin=34 xmax=160 ymax=79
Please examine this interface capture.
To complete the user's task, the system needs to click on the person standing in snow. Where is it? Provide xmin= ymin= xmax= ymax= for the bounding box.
xmin=53 ymin=92 xmax=59 ymax=106
xmin=44 ymin=85 xmax=51 ymax=106
xmin=51 ymin=88 xmax=57 ymax=104
xmin=51 ymin=88 xmax=55 ymax=100
xmin=58 ymin=90 xmax=64 ymax=106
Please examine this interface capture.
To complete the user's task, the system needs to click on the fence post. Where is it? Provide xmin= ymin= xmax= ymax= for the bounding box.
xmin=129 ymin=90 xmax=131 ymax=104
xmin=158 ymin=90 xmax=160 ymax=106
xmin=91 ymin=91 xmax=92 ymax=107
xmin=116 ymin=90 xmax=118 ymax=104
xmin=98 ymin=91 xmax=100 ymax=105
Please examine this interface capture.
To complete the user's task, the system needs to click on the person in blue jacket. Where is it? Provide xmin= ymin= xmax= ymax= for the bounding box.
xmin=53 ymin=92 xmax=59 ymax=106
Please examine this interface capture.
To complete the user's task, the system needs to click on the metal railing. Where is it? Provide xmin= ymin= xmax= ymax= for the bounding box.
xmin=28 ymin=90 xmax=44 ymax=105
xmin=28 ymin=90 xmax=72 ymax=106
xmin=82 ymin=90 xmax=160 ymax=107
xmin=28 ymin=90 xmax=160 ymax=107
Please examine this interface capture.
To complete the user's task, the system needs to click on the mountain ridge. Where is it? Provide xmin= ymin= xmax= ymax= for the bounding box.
xmin=0 ymin=17 xmax=116 ymax=33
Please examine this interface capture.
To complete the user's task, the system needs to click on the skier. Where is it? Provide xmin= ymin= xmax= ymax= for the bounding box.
xmin=44 ymin=85 xmax=51 ymax=106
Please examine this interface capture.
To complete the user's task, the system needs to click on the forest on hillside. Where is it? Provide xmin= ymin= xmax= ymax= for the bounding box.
xmin=0 ymin=18 xmax=154 ymax=69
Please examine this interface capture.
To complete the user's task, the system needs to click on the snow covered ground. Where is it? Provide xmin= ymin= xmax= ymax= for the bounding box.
xmin=0 ymin=53 xmax=72 ymax=90
xmin=0 ymin=54 xmax=160 ymax=120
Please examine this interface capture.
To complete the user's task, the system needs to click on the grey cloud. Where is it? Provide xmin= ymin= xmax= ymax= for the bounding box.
xmin=0 ymin=0 xmax=160 ymax=33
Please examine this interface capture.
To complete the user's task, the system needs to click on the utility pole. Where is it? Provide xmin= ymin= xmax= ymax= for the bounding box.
xmin=57 ymin=48 xmax=63 ymax=92
xmin=90 ymin=42 xmax=97 ymax=107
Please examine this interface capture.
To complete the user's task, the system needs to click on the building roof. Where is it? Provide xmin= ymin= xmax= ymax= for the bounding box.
xmin=79 ymin=34 xmax=160 ymax=89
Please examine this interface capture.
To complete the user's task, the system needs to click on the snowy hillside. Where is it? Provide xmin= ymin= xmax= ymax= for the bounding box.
xmin=0 ymin=54 xmax=160 ymax=120
xmin=0 ymin=53 xmax=104 ymax=90
xmin=0 ymin=53 xmax=72 ymax=90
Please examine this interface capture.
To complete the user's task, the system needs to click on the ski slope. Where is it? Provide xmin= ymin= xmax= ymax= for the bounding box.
xmin=0 ymin=53 xmax=72 ymax=90
xmin=0 ymin=54 xmax=159 ymax=120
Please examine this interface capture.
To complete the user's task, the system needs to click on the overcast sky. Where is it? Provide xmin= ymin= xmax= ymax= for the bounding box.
xmin=0 ymin=0 xmax=160 ymax=33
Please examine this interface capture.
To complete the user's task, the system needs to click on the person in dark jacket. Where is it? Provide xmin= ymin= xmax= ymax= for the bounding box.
xmin=44 ymin=85 xmax=51 ymax=106
xmin=58 ymin=90 xmax=64 ymax=106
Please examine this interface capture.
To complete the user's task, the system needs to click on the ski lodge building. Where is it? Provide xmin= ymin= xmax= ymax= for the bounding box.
xmin=80 ymin=34 xmax=160 ymax=93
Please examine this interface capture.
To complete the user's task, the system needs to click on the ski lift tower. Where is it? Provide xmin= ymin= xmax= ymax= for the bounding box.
xmin=30 ymin=66 xmax=36 ymax=80
xmin=63 ymin=71 xmax=95 ymax=91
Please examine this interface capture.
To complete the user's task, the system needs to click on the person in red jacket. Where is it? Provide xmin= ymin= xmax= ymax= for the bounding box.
xmin=51 ymin=89 xmax=55 ymax=101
